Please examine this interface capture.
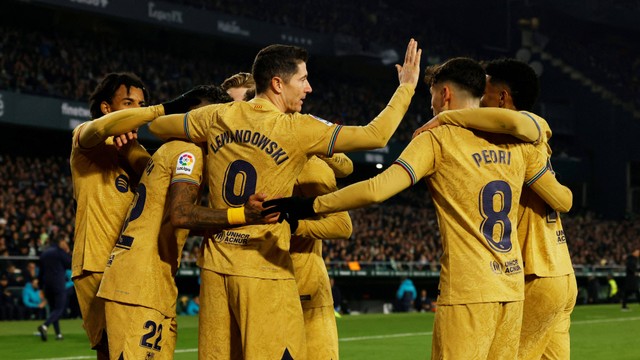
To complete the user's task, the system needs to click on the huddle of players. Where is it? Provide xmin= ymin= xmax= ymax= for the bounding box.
xmin=70 ymin=37 xmax=575 ymax=360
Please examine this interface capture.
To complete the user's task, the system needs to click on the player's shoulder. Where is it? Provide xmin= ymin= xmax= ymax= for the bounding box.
xmin=160 ymin=140 xmax=203 ymax=156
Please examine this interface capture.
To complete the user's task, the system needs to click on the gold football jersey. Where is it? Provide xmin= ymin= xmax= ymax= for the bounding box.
xmin=517 ymin=117 xmax=573 ymax=277
xmin=98 ymin=140 xmax=203 ymax=317
xmin=70 ymin=123 xmax=140 ymax=277
xmin=290 ymin=157 xmax=348 ymax=309
xmin=187 ymin=99 xmax=348 ymax=279
xmin=437 ymin=109 xmax=574 ymax=277
xmin=395 ymin=126 xmax=550 ymax=304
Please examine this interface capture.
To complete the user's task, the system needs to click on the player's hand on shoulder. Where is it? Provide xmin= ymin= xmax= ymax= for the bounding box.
xmin=396 ymin=38 xmax=422 ymax=89
xmin=412 ymin=116 xmax=441 ymax=139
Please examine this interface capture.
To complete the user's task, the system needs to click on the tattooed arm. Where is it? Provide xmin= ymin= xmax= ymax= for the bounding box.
xmin=168 ymin=183 xmax=277 ymax=230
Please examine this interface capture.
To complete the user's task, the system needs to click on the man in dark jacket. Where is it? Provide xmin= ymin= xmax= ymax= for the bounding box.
xmin=621 ymin=249 xmax=640 ymax=311
xmin=37 ymin=237 xmax=72 ymax=341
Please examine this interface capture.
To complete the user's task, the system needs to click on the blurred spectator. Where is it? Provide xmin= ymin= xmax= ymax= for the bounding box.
xmin=22 ymin=277 xmax=46 ymax=320
xmin=586 ymin=275 xmax=601 ymax=304
xmin=330 ymin=277 xmax=343 ymax=315
xmin=37 ymin=237 xmax=71 ymax=341
xmin=0 ymin=272 xmax=24 ymax=320
xmin=415 ymin=289 xmax=435 ymax=313
xmin=621 ymin=249 xmax=640 ymax=311
xmin=185 ymin=295 xmax=200 ymax=316
xmin=608 ymin=274 xmax=619 ymax=303
xmin=64 ymin=269 xmax=80 ymax=319
xmin=395 ymin=277 xmax=416 ymax=312
xmin=177 ymin=295 xmax=190 ymax=315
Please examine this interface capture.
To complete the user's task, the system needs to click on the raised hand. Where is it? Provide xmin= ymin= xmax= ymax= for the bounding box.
xmin=396 ymin=38 xmax=422 ymax=90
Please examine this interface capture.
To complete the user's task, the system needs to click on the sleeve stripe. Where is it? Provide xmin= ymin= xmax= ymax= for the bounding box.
xmin=394 ymin=159 xmax=418 ymax=185
xmin=520 ymin=111 xmax=542 ymax=143
xmin=183 ymin=112 xmax=193 ymax=142
xmin=171 ymin=178 xmax=200 ymax=186
xmin=326 ymin=125 xmax=343 ymax=156
xmin=525 ymin=166 xmax=549 ymax=187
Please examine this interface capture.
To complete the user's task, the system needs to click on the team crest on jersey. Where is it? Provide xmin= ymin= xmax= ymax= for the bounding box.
xmin=115 ymin=174 xmax=129 ymax=193
xmin=175 ymin=152 xmax=196 ymax=175
xmin=310 ymin=114 xmax=333 ymax=126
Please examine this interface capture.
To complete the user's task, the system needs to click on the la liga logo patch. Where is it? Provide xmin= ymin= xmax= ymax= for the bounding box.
xmin=176 ymin=152 xmax=196 ymax=175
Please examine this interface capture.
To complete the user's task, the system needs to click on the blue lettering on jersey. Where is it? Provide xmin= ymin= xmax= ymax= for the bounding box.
xmin=471 ymin=149 xmax=511 ymax=167
xmin=209 ymin=129 xmax=289 ymax=165
xmin=115 ymin=174 xmax=130 ymax=193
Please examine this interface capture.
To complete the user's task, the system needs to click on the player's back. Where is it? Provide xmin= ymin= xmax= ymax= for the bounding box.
xmin=186 ymin=98 xmax=341 ymax=279
xmin=516 ymin=116 xmax=573 ymax=277
xmin=424 ymin=125 xmax=547 ymax=305
xmin=70 ymin=123 xmax=136 ymax=277
xmin=98 ymin=140 xmax=202 ymax=317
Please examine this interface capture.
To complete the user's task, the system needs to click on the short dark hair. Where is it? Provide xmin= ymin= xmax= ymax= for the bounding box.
xmin=483 ymin=58 xmax=539 ymax=111
xmin=188 ymin=85 xmax=233 ymax=106
xmin=423 ymin=57 xmax=485 ymax=98
xmin=251 ymin=44 xmax=309 ymax=94
xmin=89 ymin=72 xmax=149 ymax=119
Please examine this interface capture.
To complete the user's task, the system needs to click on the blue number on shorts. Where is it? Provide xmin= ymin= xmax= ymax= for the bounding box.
xmin=115 ymin=183 xmax=146 ymax=249
xmin=140 ymin=320 xmax=163 ymax=351
xmin=222 ymin=160 xmax=257 ymax=206
xmin=479 ymin=180 xmax=513 ymax=253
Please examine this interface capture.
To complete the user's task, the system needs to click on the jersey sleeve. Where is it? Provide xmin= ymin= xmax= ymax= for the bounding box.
xmin=437 ymin=108 xmax=541 ymax=143
xmin=318 ymin=153 xmax=353 ymax=178
xmin=313 ymin=133 xmax=436 ymax=214
xmin=294 ymin=157 xmax=352 ymax=239
xmin=295 ymin=212 xmax=353 ymax=240
xmin=148 ymin=104 xmax=220 ymax=143
xmin=524 ymin=145 xmax=573 ymax=212
xmin=170 ymin=144 xmax=204 ymax=186
xmin=77 ymin=105 xmax=165 ymax=149
xmin=298 ymin=84 xmax=415 ymax=156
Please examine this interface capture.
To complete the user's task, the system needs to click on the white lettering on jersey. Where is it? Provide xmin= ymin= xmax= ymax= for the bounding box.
xmin=175 ymin=152 xmax=196 ymax=175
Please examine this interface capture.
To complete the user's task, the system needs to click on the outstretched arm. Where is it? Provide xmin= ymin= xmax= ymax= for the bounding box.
xmin=77 ymin=105 xmax=165 ymax=149
xmin=148 ymin=114 xmax=189 ymax=141
xmin=327 ymin=39 xmax=421 ymax=153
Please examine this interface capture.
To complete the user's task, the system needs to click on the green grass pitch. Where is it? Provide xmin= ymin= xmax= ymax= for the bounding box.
xmin=0 ymin=304 xmax=638 ymax=359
